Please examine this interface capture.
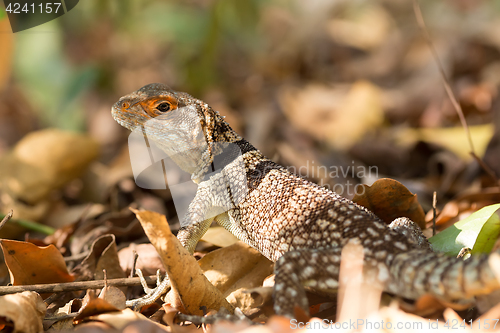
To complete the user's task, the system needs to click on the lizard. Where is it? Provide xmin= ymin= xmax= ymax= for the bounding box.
xmin=112 ymin=83 xmax=500 ymax=317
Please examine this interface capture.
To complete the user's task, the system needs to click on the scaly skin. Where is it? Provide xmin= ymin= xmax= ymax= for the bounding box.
xmin=112 ymin=83 xmax=500 ymax=317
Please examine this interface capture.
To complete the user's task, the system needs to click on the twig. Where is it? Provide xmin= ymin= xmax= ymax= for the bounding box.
xmin=0 ymin=275 xmax=158 ymax=295
xmin=130 ymin=250 xmax=139 ymax=278
xmin=0 ymin=210 xmax=13 ymax=231
xmin=412 ymin=0 xmax=499 ymax=187
xmin=432 ymin=191 xmax=437 ymax=236
xmin=412 ymin=0 xmax=474 ymax=153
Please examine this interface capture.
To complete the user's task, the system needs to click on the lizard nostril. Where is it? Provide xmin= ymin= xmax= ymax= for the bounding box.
xmin=122 ymin=101 xmax=130 ymax=109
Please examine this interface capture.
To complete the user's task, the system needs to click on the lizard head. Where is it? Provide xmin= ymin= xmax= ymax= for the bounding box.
xmin=112 ymin=83 xmax=241 ymax=182
xmin=112 ymin=83 xmax=194 ymax=131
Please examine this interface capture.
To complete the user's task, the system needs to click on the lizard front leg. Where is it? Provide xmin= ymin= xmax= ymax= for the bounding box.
xmin=128 ymin=185 xmax=217 ymax=309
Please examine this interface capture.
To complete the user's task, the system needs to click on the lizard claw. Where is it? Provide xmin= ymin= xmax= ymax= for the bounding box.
xmin=126 ymin=269 xmax=171 ymax=310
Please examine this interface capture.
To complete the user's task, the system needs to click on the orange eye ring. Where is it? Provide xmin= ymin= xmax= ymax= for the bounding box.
xmin=121 ymin=101 xmax=130 ymax=109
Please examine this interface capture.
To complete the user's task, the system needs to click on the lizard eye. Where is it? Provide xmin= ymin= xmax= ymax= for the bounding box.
xmin=121 ymin=101 xmax=130 ymax=109
xmin=156 ymin=102 xmax=171 ymax=112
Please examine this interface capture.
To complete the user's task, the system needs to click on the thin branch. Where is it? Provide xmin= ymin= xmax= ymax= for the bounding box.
xmin=0 ymin=210 xmax=13 ymax=231
xmin=0 ymin=275 xmax=158 ymax=295
xmin=432 ymin=191 xmax=437 ymax=236
xmin=412 ymin=0 xmax=475 ymax=153
xmin=412 ymin=0 xmax=499 ymax=186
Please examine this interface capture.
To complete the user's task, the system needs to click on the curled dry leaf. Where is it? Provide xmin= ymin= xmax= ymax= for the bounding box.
xmin=76 ymin=234 xmax=126 ymax=282
xmin=131 ymin=209 xmax=234 ymax=315
xmin=353 ymin=178 xmax=426 ymax=229
xmin=0 ymin=240 xmax=74 ymax=290
xmin=246 ymin=287 xmax=274 ymax=317
xmin=0 ymin=291 xmax=46 ymax=333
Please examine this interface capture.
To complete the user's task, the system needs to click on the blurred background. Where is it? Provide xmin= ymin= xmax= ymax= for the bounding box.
xmin=0 ymin=0 xmax=499 ymax=232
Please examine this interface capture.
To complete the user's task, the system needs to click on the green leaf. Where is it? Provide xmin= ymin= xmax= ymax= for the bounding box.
xmin=429 ymin=204 xmax=500 ymax=256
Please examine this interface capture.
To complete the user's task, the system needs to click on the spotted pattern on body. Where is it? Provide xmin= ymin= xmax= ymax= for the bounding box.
xmin=112 ymin=83 xmax=500 ymax=317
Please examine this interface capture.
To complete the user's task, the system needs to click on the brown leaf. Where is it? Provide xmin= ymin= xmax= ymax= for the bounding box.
xmin=353 ymin=178 xmax=426 ymax=229
xmin=0 ymin=291 xmax=46 ymax=333
xmin=0 ymin=240 xmax=74 ymax=288
xmin=200 ymin=226 xmax=239 ymax=248
xmin=74 ymin=291 xmax=120 ymax=325
xmin=118 ymin=243 xmax=165 ymax=277
xmin=199 ymin=241 xmax=274 ymax=313
xmin=131 ymin=209 xmax=234 ymax=315
xmin=75 ymin=234 xmax=126 ymax=282
xmin=162 ymin=304 xmax=199 ymax=333
xmin=99 ymin=285 xmax=127 ymax=310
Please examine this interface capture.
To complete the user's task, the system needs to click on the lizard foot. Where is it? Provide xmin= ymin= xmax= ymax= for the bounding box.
xmin=126 ymin=269 xmax=171 ymax=310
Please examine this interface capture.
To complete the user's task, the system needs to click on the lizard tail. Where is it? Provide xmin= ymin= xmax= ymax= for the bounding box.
xmin=387 ymin=249 xmax=500 ymax=301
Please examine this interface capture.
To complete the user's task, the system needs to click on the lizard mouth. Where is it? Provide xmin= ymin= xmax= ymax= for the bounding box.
xmin=111 ymin=104 xmax=137 ymax=130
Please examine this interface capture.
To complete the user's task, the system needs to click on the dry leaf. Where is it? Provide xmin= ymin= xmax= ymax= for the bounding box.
xmin=0 ymin=291 xmax=46 ymax=333
xmin=200 ymin=226 xmax=240 ymax=248
xmin=99 ymin=285 xmax=127 ymax=310
xmin=162 ymin=304 xmax=200 ymax=333
xmin=131 ymin=209 xmax=234 ymax=315
xmin=118 ymin=243 xmax=165 ymax=276
xmin=199 ymin=242 xmax=273 ymax=294
xmin=199 ymin=241 xmax=274 ymax=312
xmin=0 ymin=240 xmax=74 ymax=288
xmin=353 ymin=178 xmax=426 ymax=229
xmin=74 ymin=291 xmax=120 ymax=325
xmin=76 ymin=234 xmax=127 ymax=282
